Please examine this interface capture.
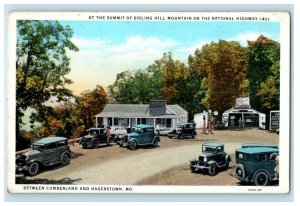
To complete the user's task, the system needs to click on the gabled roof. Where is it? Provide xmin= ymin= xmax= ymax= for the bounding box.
xmin=95 ymin=104 xmax=187 ymax=118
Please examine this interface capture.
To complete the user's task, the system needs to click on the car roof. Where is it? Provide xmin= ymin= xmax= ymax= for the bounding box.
xmin=33 ymin=137 xmax=67 ymax=145
xmin=202 ymin=142 xmax=224 ymax=147
xmin=132 ymin=124 xmax=153 ymax=129
xmin=87 ymin=128 xmax=105 ymax=130
xmin=242 ymin=143 xmax=278 ymax=149
xmin=236 ymin=147 xmax=279 ymax=154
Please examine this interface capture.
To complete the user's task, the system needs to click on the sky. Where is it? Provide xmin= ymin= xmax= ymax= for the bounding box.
xmin=59 ymin=20 xmax=280 ymax=95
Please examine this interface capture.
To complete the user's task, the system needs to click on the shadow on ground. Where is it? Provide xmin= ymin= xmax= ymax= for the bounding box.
xmin=16 ymin=176 xmax=82 ymax=184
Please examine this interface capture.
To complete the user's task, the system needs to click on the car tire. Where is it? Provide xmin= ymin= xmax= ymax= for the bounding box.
xmin=208 ymin=162 xmax=218 ymax=176
xmin=92 ymin=139 xmax=99 ymax=149
xmin=27 ymin=162 xmax=39 ymax=176
xmin=61 ymin=153 xmax=70 ymax=165
xmin=225 ymin=157 xmax=231 ymax=169
xmin=235 ymin=164 xmax=245 ymax=180
xmin=82 ymin=143 xmax=87 ymax=149
xmin=254 ymin=171 xmax=269 ymax=186
xmin=192 ymin=132 xmax=196 ymax=138
xmin=153 ymin=138 xmax=159 ymax=147
xmin=129 ymin=141 xmax=137 ymax=150
xmin=190 ymin=166 xmax=196 ymax=173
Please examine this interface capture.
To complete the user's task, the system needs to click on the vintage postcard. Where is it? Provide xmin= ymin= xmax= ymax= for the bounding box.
xmin=7 ymin=12 xmax=290 ymax=193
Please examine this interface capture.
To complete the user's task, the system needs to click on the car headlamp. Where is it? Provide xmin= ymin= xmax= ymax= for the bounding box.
xmin=204 ymin=157 xmax=207 ymax=162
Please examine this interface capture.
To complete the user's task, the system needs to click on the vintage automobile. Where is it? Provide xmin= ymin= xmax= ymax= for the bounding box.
xmin=110 ymin=126 xmax=128 ymax=142
xmin=168 ymin=123 xmax=196 ymax=139
xmin=117 ymin=124 xmax=160 ymax=150
xmin=233 ymin=146 xmax=279 ymax=186
xmin=80 ymin=127 xmax=112 ymax=149
xmin=16 ymin=137 xmax=71 ymax=176
xmin=189 ymin=142 xmax=231 ymax=176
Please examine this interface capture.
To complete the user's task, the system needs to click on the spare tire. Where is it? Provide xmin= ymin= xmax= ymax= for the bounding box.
xmin=235 ymin=164 xmax=245 ymax=180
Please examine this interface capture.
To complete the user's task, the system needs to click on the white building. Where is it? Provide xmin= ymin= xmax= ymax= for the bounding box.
xmin=222 ymin=108 xmax=266 ymax=129
xmin=95 ymin=101 xmax=188 ymax=129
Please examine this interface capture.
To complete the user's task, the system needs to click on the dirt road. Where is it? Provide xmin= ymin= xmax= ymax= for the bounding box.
xmin=17 ymin=129 xmax=278 ymax=185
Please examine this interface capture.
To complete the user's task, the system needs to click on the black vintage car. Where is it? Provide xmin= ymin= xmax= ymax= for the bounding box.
xmin=80 ymin=128 xmax=112 ymax=149
xmin=233 ymin=145 xmax=279 ymax=186
xmin=189 ymin=142 xmax=231 ymax=176
xmin=168 ymin=123 xmax=196 ymax=139
xmin=16 ymin=137 xmax=71 ymax=176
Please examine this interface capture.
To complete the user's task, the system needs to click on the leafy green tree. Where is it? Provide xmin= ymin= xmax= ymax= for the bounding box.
xmin=157 ymin=52 xmax=189 ymax=104
xmin=247 ymin=35 xmax=280 ymax=111
xmin=108 ymin=66 xmax=163 ymax=104
xmin=16 ymin=20 xmax=78 ymax=143
xmin=189 ymin=40 xmax=249 ymax=116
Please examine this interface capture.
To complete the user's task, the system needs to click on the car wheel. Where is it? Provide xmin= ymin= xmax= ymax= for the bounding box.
xmin=129 ymin=141 xmax=137 ymax=150
xmin=153 ymin=138 xmax=159 ymax=147
xmin=225 ymin=157 xmax=231 ymax=169
xmin=92 ymin=140 xmax=99 ymax=149
xmin=235 ymin=164 xmax=245 ymax=180
xmin=225 ymin=160 xmax=231 ymax=169
xmin=61 ymin=153 xmax=70 ymax=165
xmin=208 ymin=162 xmax=218 ymax=176
xmin=27 ymin=162 xmax=39 ymax=176
xmin=254 ymin=171 xmax=269 ymax=186
xmin=192 ymin=132 xmax=196 ymax=138
xmin=82 ymin=143 xmax=87 ymax=149
xmin=190 ymin=166 xmax=196 ymax=173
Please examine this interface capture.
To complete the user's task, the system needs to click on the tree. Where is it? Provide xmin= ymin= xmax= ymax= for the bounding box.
xmin=157 ymin=52 xmax=189 ymax=104
xmin=16 ymin=20 xmax=78 ymax=142
xmin=247 ymin=35 xmax=280 ymax=111
xmin=108 ymin=66 xmax=163 ymax=104
xmin=190 ymin=40 xmax=249 ymax=115
xmin=77 ymin=85 xmax=108 ymax=129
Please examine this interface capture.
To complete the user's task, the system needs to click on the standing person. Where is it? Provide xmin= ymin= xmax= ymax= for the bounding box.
xmin=156 ymin=123 xmax=160 ymax=136
xmin=202 ymin=113 xmax=207 ymax=134
xmin=238 ymin=118 xmax=242 ymax=128
xmin=106 ymin=126 xmax=111 ymax=141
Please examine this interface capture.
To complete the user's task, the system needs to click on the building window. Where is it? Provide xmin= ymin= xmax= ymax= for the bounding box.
xmin=166 ymin=118 xmax=171 ymax=127
xmin=137 ymin=118 xmax=146 ymax=124
xmin=108 ymin=118 xmax=112 ymax=126
xmin=114 ymin=118 xmax=118 ymax=126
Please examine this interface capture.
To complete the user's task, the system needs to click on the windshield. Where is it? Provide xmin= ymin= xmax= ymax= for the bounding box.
xmin=32 ymin=144 xmax=46 ymax=151
xmin=202 ymin=146 xmax=216 ymax=153
xmin=131 ymin=127 xmax=142 ymax=133
xmin=89 ymin=129 xmax=100 ymax=135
